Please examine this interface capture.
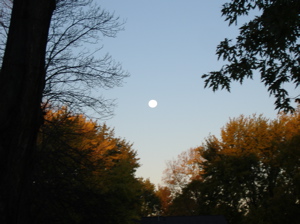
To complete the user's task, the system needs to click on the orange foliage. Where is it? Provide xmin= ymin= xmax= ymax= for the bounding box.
xmin=41 ymin=107 xmax=139 ymax=174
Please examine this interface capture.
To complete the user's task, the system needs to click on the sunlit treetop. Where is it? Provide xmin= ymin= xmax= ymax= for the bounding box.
xmin=204 ymin=106 xmax=300 ymax=159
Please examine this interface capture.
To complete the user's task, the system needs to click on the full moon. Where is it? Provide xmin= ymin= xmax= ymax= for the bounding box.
xmin=148 ymin=100 xmax=158 ymax=108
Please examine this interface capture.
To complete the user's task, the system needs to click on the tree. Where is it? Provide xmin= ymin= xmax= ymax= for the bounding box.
xmin=156 ymin=185 xmax=172 ymax=216
xmin=44 ymin=0 xmax=128 ymax=118
xmin=162 ymin=147 xmax=203 ymax=197
xmin=138 ymin=178 xmax=161 ymax=217
xmin=0 ymin=1 xmax=128 ymax=222
xmin=0 ymin=0 xmax=129 ymax=118
xmin=32 ymin=108 xmax=142 ymax=224
xmin=202 ymin=0 xmax=300 ymax=112
xmin=198 ymin=110 xmax=300 ymax=223
xmin=167 ymin=180 xmax=203 ymax=216
xmin=0 ymin=0 xmax=55 ymax=223
xmin=162 ymin=110 xmax=300 ymax=223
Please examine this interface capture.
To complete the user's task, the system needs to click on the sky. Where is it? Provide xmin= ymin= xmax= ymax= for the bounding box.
xmin=91 ymin=0 xmax=298 ymax=186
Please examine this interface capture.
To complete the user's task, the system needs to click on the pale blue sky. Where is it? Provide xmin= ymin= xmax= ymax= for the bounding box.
xmin=94 ymin=0 xmax=298 ymax=185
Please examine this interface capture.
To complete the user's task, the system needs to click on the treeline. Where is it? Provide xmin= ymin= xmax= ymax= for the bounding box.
xmin=156 ymin=108 xmax=300 ymax=224
xmin=28 ymin=106 xmax=300 ymax=224
xmin=30 ymin=107 xmax=158 ymax=224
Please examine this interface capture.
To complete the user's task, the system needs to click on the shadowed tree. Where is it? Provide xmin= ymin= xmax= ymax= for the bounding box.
xmin=0 ymin=0 xmax=127 ymax=222
xmin=0 ymin=0 xmax=56 ymax=223
xmin=138 ymin=178 xmax=161 ymax=217
xmin=167 ymin=180 xmax=204 ymax=216
xmin=202 ymin=0 xmax=300 ymax=112
xmin=32 ymin=108 xmax=141 ymax=224
xmin=198 ymin=110 xmax=300 ymax=223
xmin=156 ymin=185 xmax=172 ymax=216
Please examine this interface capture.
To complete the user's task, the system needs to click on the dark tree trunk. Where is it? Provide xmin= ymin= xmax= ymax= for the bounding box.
xmin=0 ymin=0 xmax=55 ymax=223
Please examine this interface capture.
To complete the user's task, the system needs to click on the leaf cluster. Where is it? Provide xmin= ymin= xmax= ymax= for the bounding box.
xmin=202 ymin=0 xmax=300 ymax=112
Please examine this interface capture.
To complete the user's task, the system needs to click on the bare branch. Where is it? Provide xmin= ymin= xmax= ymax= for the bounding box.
xmin=0 ymin=0 xmax=128 ymax=119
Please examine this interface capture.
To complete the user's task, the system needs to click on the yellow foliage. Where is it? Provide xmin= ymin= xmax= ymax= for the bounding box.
xmin=211 ymin=108 xmax=300 ymax=160
xmin=220 ymin=114 xmax=272 ymax=155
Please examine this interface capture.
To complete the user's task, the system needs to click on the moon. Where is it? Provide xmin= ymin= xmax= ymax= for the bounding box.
xmin=148 ymin=100 xmax=158 ymax=108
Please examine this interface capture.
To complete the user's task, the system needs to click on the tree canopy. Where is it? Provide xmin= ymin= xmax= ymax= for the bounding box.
xmin=162 ymin=109 xmax=300 ymax=223
xmin=202 ymin=0 xmax=300 ymax=112
xmin=32 ymin=107 xmax=143 ymax=223
xmin=198 ymin=111 xmax=300 ymax=223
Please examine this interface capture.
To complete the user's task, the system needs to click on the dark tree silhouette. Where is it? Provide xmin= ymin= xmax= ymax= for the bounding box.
xmin=44 ymin=0 xmax=128 ymax=118
xmin=0 ymin=0 xmax=55 ymax=223
xmin=0 ymin=0 xmax=129 ymax=119
xmin=0 ymin=1 xmax=128 ymax=222
xmin=202 ymin=0 xmax=300 ymax=112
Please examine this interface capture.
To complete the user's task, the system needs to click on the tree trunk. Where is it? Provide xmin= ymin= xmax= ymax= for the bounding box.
xmin=0 ymin=0 xmax=55 ymax=223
